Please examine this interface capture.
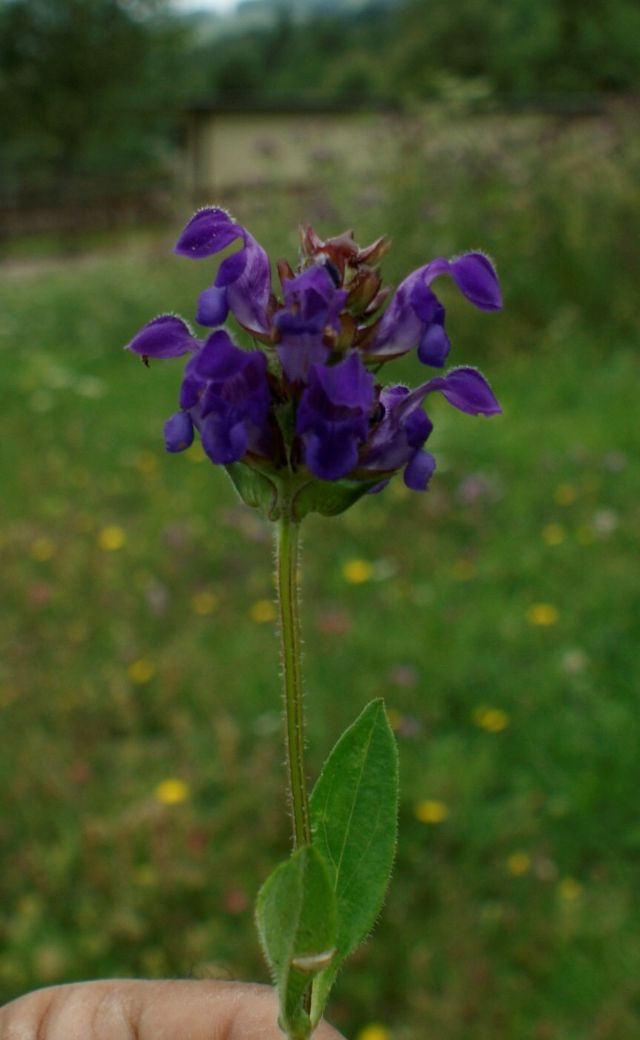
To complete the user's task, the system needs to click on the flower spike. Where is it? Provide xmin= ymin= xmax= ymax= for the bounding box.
xmin=126 ymin=210 xmax=501 ymax=516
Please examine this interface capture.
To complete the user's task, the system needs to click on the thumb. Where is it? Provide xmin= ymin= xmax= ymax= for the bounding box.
xmin=0 ymin=979 xmax=346 ymax=1040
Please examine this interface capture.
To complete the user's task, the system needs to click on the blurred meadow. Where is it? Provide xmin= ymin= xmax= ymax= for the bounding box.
xmin=2 ymin=2 xmax=640 ymax=1040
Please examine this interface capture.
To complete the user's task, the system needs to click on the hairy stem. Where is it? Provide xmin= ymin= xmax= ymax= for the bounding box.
xmin=276 ymin=514 xmax=311 ymax=851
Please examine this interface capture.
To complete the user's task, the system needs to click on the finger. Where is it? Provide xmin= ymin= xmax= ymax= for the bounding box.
xmin=0 ymin=979 xmax=345 ymax=1040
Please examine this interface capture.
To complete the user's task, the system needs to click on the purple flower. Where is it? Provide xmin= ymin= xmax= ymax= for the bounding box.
xmin=126 ymin=321 xmax=274 ymax=467
xmin=126 ymin=314 xmax=200 ymax=359
xmin=125 ymin=211 xmax=502 ymax=517
xmin=361 ymin=367 xmax=501 ymax=491
xmin=186 ymin=330 xmax=272 ymax=465
xmin=175 ymin=208 xmax=273 ymax=335
xmin=274 ymin=265 xmax=347 ymax=382
xmin=165 ymin=411 xmax=195 ymax=453
xmin=296 ymin=352 xmax=374 ymax=481
xmin=364 ymin=253 xmax=501 ymax=366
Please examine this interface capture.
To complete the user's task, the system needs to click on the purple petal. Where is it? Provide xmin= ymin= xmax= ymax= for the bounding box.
xmin=380 ymin=385 xmax=410 ymax=406
xmin=282 ymin=265 xmax=346 ymax=326
xmin=404 ymin=450 xmax=436 ymax=491
xmin=366 ymin=273 xmax=424 ymax=359
xmin=201 ymin=409 xmax=248 ymax=464
xmin=216 ymin=250 xmax=247 ymax=286
xmin=295 ymin=354 xmax=374 ymax=481
xmin=302 ymin=352 xmax=375 ymax=419
xmin=126 ymin=315 xmax=198 ymax=359
xmin=367 ymin=251 xmax=501 ymax=360
xmin=282 ymin=264 xmax=331 ymax=304
xmin=225 ymin=231 xmax=272 ymax=334
xmin=223 ymin=353 xmax=271 ymax=422
xmin=276 ymin=330 xmax=330 ymax=383
xmin=360 ymin=383 xmax=432 ymax=473
xmin=423 ymin=367 xmax=501 ymax=415
xmin=179 ymin=371 xmax=204 ymax=410
xmin=174 ymin=208 xmax=241 ymax=259
xmin=303 ymin=426 xmax=360 ymax=481
xmin=409 ymin=283 xmax=443 ymax=323
xmin=418 ymin=323 xmax=451 ymax=367
xmin=404 ymin=408 xmax=433 ymax=448
xmin=274 ymin=265 xmax=348 ymax=381
xmin=195 ymin=330 xmax=248 ymax=381
xmin=164 ymin=412 xmax=194 ymax=452
xmin=367 ymin=479 xmax=390 ymax=495
xmin=197 ymin=285 xmax=229 ymax=327
xmin=448 ymin=253 xmax=502 ymax=311
xmin=175 ymin=209 xmax=271 ymax=332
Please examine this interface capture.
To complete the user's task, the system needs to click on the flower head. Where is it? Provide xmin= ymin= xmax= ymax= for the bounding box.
xmin=125 ymin=209 xmax=501 ymax=518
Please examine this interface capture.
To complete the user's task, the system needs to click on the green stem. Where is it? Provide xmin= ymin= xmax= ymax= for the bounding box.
xmin=276 ymin=514 xmax=311 ymax=851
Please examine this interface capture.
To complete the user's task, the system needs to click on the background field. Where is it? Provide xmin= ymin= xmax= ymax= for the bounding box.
xmin=1 ymin=111 xmax=640 ymax=1040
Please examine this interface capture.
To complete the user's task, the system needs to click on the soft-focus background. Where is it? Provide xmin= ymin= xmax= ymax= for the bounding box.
xmin=1 ymin=1 xmax=639 ymax=1038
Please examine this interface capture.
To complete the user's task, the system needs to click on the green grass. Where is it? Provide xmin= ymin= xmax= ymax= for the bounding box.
xmin=1 ymin=112 xmax=639 ymax=1039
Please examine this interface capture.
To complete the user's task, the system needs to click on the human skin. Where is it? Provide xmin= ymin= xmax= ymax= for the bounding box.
xmin=0 ymin=980 xmax=345 ymax=1040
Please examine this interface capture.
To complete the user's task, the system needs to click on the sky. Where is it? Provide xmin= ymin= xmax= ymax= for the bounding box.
xmin=172 ymin=0 xmax=238 ymax=12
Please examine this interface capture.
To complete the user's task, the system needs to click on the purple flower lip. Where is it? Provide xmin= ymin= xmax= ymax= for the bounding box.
xmin=296 ymin=352 xmax=375 ymax=481
xmin=165 ymin=411 xmax=194 ymax=453
xmin=273 ymin=265 xmax=349 ymax=382
xmin=363 ymin=252 xmax=502 ymax=364
xmin=125 ymin=314 xmax=200 ymax=359
xmin=359 ymin=367 xmax=500 ymax=491
xmin=126 ymin=210 xmax=502 ymax=510
xmin=175 ymin=207 xmax=273 ymax=335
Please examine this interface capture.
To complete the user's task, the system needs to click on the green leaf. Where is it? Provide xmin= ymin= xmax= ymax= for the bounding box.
xmin=292 ymin=476 xmax=385 ymax=519
xmin=256 ymin=845 xmax=337 ymax=1039
xmin=224 ymin=463 xmax=386 ymax=522
xmin=309 ymin=699 xmax=399 ymax=1024
xmin=224 ymin=461 xmax=280 ymax=519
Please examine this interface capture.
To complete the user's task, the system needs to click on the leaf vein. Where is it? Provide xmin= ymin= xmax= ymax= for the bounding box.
xmin=333 ymin=712 xmax=379 ymax=882
xmin=339 ymin=797 xmax=386 ymax=905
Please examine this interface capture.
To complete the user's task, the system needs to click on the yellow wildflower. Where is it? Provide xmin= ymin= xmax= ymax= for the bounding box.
xmin=386 ymin=708 xmax=403 ymax=732
xmin=342 ymin=559 xmax=374 ymax=584
xmin=155 ymin=779 xmax=190 ymax=805
xmin=29 ymin=537 xmax=55 ymax=561
xmin=506 ymin=851 xmax=531 ymax=876
xmin=415 ymin=800 xmax=449 ymax=824
xmin=128 ymin=659 xmax=156 ymax=685
xmin=558 ymin=878 xmax=582 ymax=902
xmin=542 ymin=523 xmax=565 ymax=546
xmin=554 ymin=484 xmax=576 ymax=506
xmin=527 ymin=603 xmax=559 ymax=627
xmin=356 ymin=1025 xmax=390 ymax=1040
xmin=134 ymin=865 xmax=157 ymax=887
xmin=472 ymin=706 xmax=509 ymax=733
xmin=191 ymin=590 xmax=219 ymax=615
xmin=98 ymin=525 xmax=126 ymax=551
xmin=250 ymin=599 xmax=276 ymax=623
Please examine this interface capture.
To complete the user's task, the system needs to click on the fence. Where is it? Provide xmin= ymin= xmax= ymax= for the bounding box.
xmin=0 ymin=172 xmax=174 ymax=241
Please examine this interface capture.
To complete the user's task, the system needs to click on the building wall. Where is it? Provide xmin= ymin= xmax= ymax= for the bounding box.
xmin=185 ymin=110 xmax=401 ymax=197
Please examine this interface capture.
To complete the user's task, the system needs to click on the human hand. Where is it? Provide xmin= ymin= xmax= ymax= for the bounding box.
xmin=0 ymin=979 xmax=345 ymax=1039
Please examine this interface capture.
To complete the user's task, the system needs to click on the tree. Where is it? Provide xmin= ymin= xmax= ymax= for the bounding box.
xmin=0 ymin=0 xmax=187 ymax=182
